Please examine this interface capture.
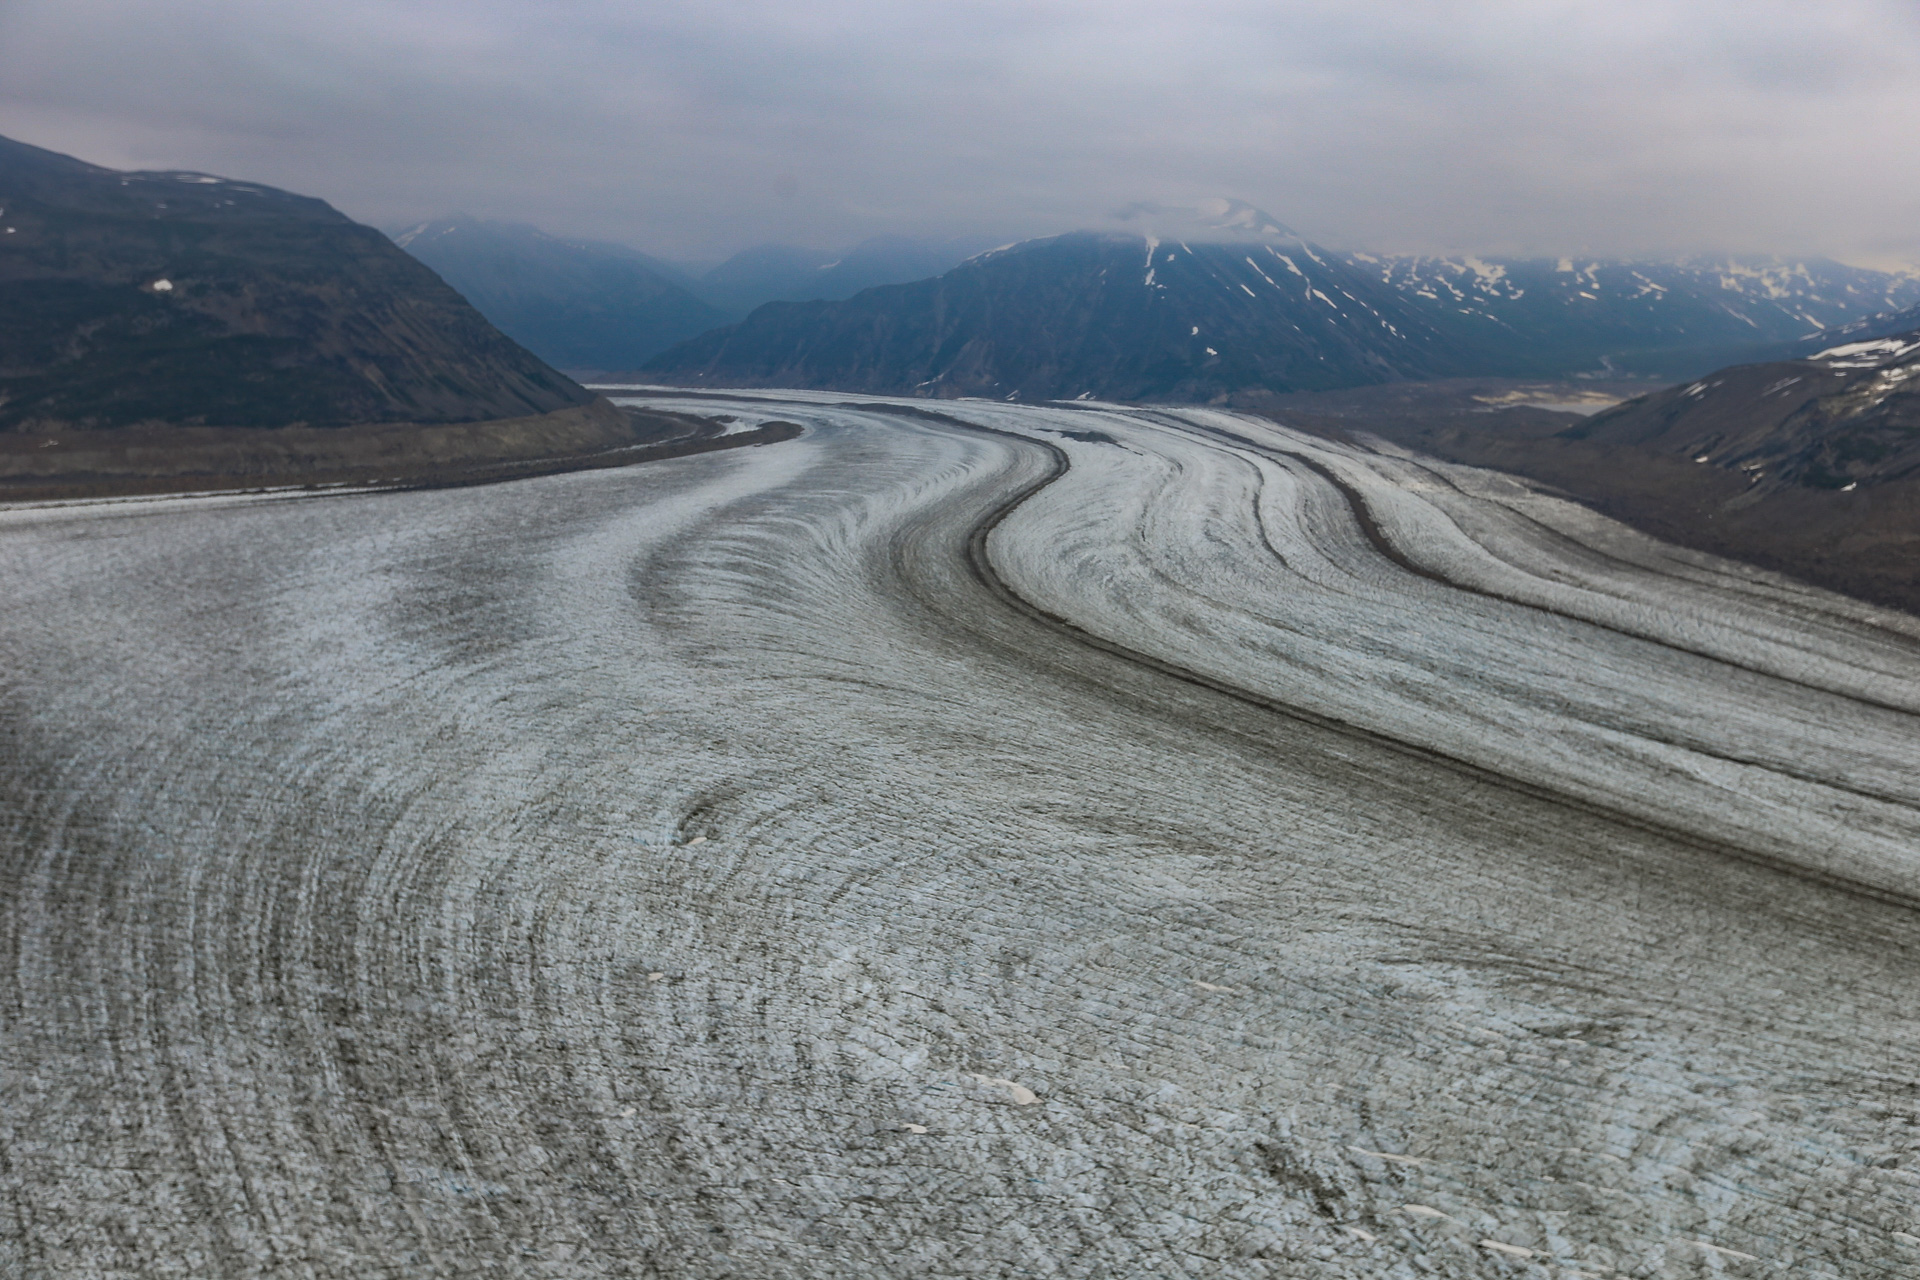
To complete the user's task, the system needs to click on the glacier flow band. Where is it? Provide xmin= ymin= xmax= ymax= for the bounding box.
xmin=3 ymin=393 xmax=1918 ymax=1277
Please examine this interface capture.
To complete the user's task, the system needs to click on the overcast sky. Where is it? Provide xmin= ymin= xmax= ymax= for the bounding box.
xmin=3 ymin=0 xmax=1917 ymax=265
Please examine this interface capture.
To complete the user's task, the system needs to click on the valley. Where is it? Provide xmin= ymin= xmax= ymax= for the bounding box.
xmin=5 ymin=392 xmax=1917 ymax=1277
xmin=8 ymin=3 xmax=1920 ymax=1276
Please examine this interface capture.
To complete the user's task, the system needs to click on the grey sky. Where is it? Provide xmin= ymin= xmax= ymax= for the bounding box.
xmin=3 ymin=0 xmax=1917 ymax=264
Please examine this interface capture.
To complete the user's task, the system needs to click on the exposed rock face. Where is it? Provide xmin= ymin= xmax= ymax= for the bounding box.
xmin=392 ymin=217 xmax=732 ymax=371
xmin=0 ymin=134 xmax=591 ymax=430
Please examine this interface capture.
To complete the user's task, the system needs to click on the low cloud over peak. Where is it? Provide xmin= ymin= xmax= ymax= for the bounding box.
xmin=2 ymin=0 xmax=1917 ymax=264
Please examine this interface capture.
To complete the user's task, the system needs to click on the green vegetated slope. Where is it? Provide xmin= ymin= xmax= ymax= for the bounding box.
xmin=0 ymin=134 xmax=590 ymax=431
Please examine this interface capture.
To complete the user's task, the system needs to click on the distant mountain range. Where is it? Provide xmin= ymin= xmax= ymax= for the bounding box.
xmin=1348 ymin=253 xmax=1920 ymax=378
xmin=0 ymin=135 xmax=588 ymax=431
xmin=392 ymin=219 xmax=997 ymax=371
xmin=649 ymin=231 xmax=1477 ymax=399
xmin=379 ymin=195 xmax=1920 ymax=395
xmin=393 ymin=217 xmax=733 ymax=373
xmin=692 ymin=235 xmax=1004 ymax=316
xmin=643 ymin=217 xmax=1920 ymax=398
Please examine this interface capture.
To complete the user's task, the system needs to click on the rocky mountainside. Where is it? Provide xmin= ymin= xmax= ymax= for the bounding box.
xmin=1299 ymin=329 xmax=1920 ymax=614
xmin=1349 ymin=254 xmax=1920 ymax=378
xmin=646 ymin=210 xmax=1920 ymax=400
xmin=0 ymin=134 xmax=590 ymax=431
xmin=1566 ymin=331 xmax=1920 ymax=492
xmin=393 ymin=217 xmax=731 ymax=371
xmin=693 ymin=235 xmax=1003 ymax=315
xmin=1785 ymin=300 xmax=1920 ymax=358
xmin=647 ymin=230 xmax=1490 ymax=399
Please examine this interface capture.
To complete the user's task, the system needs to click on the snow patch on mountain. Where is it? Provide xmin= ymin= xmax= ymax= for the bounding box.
xmin=1813 ymin=336 xmax=1920 ymax=367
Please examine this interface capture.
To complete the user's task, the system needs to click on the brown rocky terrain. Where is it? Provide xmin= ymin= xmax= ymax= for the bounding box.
xmin=0 ymin=400 xmax=800 ymax=502
xmin=1241 ymin=355 xmax=1920 ymax=616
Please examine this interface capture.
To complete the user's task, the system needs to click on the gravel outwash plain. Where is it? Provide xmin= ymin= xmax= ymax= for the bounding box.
xmin=3 ymin=392 xmax=1919 ymax=1277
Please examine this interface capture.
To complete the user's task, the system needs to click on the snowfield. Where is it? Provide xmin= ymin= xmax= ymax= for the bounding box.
xmin=4 ymin=393 xmax=1920 ymax=1277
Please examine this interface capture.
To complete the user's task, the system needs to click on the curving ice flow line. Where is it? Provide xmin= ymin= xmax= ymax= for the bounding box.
xmin=1163 ymin=411 xmax=1920 ymax=719
xmin=833 ymin=401 xmax=1920 ymax=911
xmin=6 ymin=389 xmax=1920 ymax=1278
xmin=600 ymin=389 xmax=1920 ymax=916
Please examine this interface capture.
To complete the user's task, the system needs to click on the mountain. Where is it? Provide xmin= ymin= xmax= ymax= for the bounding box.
xmin=1294 ymin=327 xmax=1920 ymax=615
xmin=648 ymin=230 xmax=1490 ymax=399
xmin=694 ymin=243 xmax=831 ymax=315
xmin=1784 ymin=299 xmax=1920 ymax=358
xmin=1564 ymin=330 xmax=1920 ymax=493
xmin=692 ymin=235 xmax=1003 ymax=315
xmin=382 ymin=223 xmax=996 ymax=368
xmin=392 ymin=217 xmax=731 ymax=371
xmin=0 ymin=135 xmax=589 ymax=431
xmin=647 ymin=215 xmax=1920 ymax=401
xmin=1348 ymin=254 xmax=1920 ymax=378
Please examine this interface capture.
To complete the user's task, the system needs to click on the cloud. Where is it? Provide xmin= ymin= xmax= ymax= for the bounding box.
xmin=2 ymin=0 xmax=1917 ymax=262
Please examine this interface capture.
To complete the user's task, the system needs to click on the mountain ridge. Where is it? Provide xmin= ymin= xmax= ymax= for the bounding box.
xmin=0 ymin=134 xmax=590 ymax=430
xmin=1282 ymin=317 xmax=1920 ymax=614
xmin=645 ymin=230 xmax=1481 ymax=400
xmin=692 ymin=234 xmax=1006 ymax=314
xmin=643 ymin=221 xmax=1920 ymax=399
xmin=392 ymin=216 xmax=732 ymax=371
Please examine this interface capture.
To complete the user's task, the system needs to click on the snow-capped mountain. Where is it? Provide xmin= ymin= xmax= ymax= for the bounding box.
xmin=637 ymin=198 xmax=1920 ymax=401
xmin=646 ymin=230 xmax=1491 ymax=400
xmin=1110 ymin=197 xmax=1301 ymax=243
xmin=1349 ymin=253 xmax=1920 ymax=376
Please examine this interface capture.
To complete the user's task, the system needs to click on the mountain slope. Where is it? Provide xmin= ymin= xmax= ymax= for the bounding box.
xmin=693 ymin=235 xmax=1000 ymax=315
xmin=1566 ymin=331 xmax=1920 ymax=492
xmin=1304 ymin=328 xmax=1920 ymax=614
xmin=0 ymin=135 xmax=589 ymax=431
xmin=1352 ymin=254 xmax=1920 ymax=377
xmin=648 ymin=231 xmax=1485 ymax=399
xmin=694 ymin=243 xmax=832 ymax=315
xmin=393 ymin=217 xmax=731 ymax=370
xmin=1785 ymin=300 xmax=1920 ymax=358
xmin=649 ymin=216 xmax=1920 ymax=401
xmin=803 ymin=236 xmax=1004 ymax=304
